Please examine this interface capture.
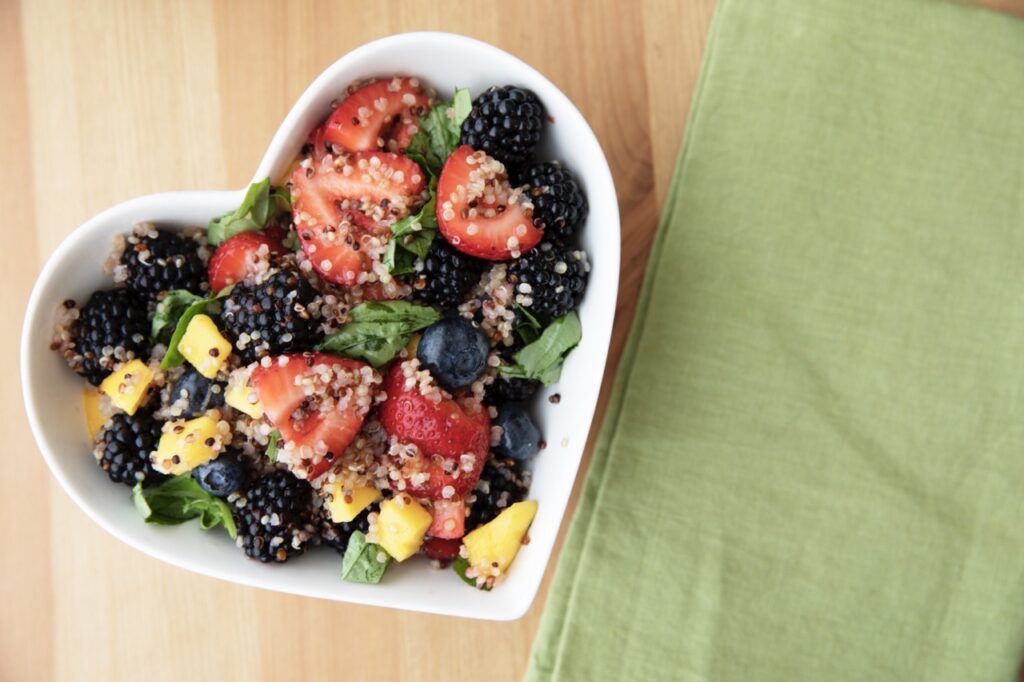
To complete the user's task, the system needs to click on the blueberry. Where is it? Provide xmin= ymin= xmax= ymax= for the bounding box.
xmin=416 ymin=317 xmax=490 ymax=392
xmin=192 ymin=454 xmax=248 ymax=497
xmin=493 ymin=404 xmax=541 ymax=461
xmin=169 ymin=367 xmax=225 ymax=418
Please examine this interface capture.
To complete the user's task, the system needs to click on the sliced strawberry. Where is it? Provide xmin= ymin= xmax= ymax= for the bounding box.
xmin=436 ymin=145 xmax=544 ymax=260
xmin=428 ymin=498 xmax=466 ymax=539
xmin=251 ymin=353 xmax=377 ymax=479
xmin=207 ymin=231 xmax=284 ymax=293
xmin=378 ymin=362 xmax=490 ymax=500
xmin=291 ymin=153 xmax=426 ymax=287
xmin=323 ymin=77 xmax=430 ymax=152
xmin=421 ymin=537 xmax=462 ymax=563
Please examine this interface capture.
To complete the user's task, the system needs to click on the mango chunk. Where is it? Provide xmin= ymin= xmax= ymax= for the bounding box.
xmin=326 ymin=482 xmax=382 ymax=524
xmin=463 ymin=500 xmax=538 ymax=577
xmin=100 ymin=359 xmax=154 ymax=415
xmin=225 ymin=382 xmax=262 ymax=419
xmin=377 ymin=494 xmax=432 ymax=562
xmin=178 ymin=314 xmax=231 ymax=379
xmin=153 ymin=415 xmax=225 ymax=474
xmin=83 ymin=389 xmax=107 ymax=439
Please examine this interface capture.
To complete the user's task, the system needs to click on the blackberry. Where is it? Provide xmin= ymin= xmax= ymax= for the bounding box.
xmin=65 ymin=289 xmax=151 ymax=385
xmin=235 ymin=470 xmax=316 ymax=563
xmin=411 ymin=239 xmax=484 ymax=310
xmin=460 ymin=86 xmax=545 ymax=169
xmin=121 ymin=226 xmax=207 ymax=300
xmin=318 ymin=504 xmax=376 ymax=555
xmin=508 ymin=240 xmax=588 ymax=319
xmin=485 ymin=376 xmax=541 ymax=406
xmin=518 ymin=162 xmax=588 ymax=239
xmin=466 ymin=457 xmax=530 ymax=531
xmin=94 ymin=411 xmax=168 ymax=487
xmin=220 ymin=269 xmax=321 ymax=364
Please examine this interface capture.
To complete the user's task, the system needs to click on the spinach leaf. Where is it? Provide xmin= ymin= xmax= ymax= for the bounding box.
xmin=319 ymin=301 xmax=442 ymax=367
xmin=499 ymin=311 xmax=582 ymax=385
xmin=265 ymin=430 xmax=281 ymax=463
xmin=405 ymin=88 xmax=472 ymax=176
xmin=452 ymin=556 xmax=492 ymax=591
xmin=131 ymin=475 xmax=237 ymax=539
xmin=151 ymin=290 xmax=204 ymax=342
xmin=383 ymin=178 xmax=438 ymax=276
xmin=340 ymin=531 xmax=391 ymax=584
xmin=514 ymin=304 xmax=544 ymax=345
xmin=207 ymin=178 xmax=291 ymax=246
xmin=159 ymin=287 xmax=231 ymax=370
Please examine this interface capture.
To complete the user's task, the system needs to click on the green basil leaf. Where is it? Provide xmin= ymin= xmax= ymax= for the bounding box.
xmin=266 ymin=430 xmax=281 ymax=463
xmin=385 ymin=178 xmax=438 ymax=276
xmin=340 ymin=531 xmax=391 ymax=584
xmin=131 ymin=475 xmax=236 ymax=538
xmin=405 ymin=88 xmax=472 ymax=176
xmin=207 ymin=178 xmax=282 ymax=246
xmin=159 ymin=288 xmax=232 ymax=370
xmin=499 ymin=312 xmax=582 ymax=385
xmin=514 ymin=304 xmax=544 ymax=345
xmin=151 ymin=290 xmax=205 ymax=342
xmin=452 ymin=556 xmax=491 ymax=591
xmin=319 ymin=301 xmax=442 ymax=367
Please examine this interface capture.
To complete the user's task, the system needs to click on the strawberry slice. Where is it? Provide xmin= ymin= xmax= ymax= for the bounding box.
xmin=378 ymin=362 xmax=490 ymax=500
xmin=428 ymin=498 xmax=466 ymax=539
xmin=322 ymin=77 xmax=430 ymax=152
xmin=207 ymin=231 xmax=284 ymax=293
xmin=436 ymin=145 xmax=544 ymax=260
xmin=422 ymin=537 xmax=461 ymax=563
xmin=291 ymin=153 xmax=426 ymax=286
xmin=251 ymin=353 xmax=378 ymax=479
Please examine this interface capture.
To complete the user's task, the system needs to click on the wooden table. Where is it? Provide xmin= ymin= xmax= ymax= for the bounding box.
xmin=2 ymin=1 xmax=1018 ymax=680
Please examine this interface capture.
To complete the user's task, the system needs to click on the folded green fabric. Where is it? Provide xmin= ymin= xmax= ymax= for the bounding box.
xmin=527 ymin=1 xmax=1024 ymax=680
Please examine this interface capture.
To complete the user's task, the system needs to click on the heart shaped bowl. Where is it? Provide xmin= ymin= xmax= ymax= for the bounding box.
xmin=21 ymin=32 xmax=619 ymax=620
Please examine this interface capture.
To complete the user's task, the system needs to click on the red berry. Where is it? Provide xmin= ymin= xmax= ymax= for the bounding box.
xmin=378 ymin=363 xmax=489 ymax=500
xmin=436 ymin=145 xmax=543 ymax=260
xmin=322 ymin=77 xmax=430 ymax=153
xmin=207 ymin=231 xmax=283 ymax=293
xmin=421 ymin=537 xmax=462 ymax=563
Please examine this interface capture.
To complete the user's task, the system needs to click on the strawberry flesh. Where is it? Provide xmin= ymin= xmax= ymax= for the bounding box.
xmin=207 ymin=231 xmax=283 ymax=293
xmin=251 ymin=353 xmax=377 ymax=479
xmin=436 ymin=145 xmax=543 ymax=260
xmin=428 ymin=498 xmax=466 ymax=539
xmin=322 ymin=77 xmax=430 ymax=153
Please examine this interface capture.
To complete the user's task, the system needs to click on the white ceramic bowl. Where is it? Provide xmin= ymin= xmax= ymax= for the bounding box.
xmin=21 ymin=32 xmax=619 ymax=620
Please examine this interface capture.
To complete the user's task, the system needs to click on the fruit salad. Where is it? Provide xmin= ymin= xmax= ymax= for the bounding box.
xmin=51 ymin=77 xmax=590 ymax=590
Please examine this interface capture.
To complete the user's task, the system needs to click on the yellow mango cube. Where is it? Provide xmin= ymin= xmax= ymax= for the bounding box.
xmin=153 ymin=415 xmax=224 ymax=474
xmin=463 ymin=500 xmax=538 ymax=577
xmin=178 ymin=314 xmax=231 ymax=379
xmin=100 ymin=359 xmax=154 ymax=415
xmin=377 ymin=494 xmax=432 ymax=562
xmin=83 ymin=388 xmax=107 ymax=439
xmin=225 ymin=382 xmax=262 ymax=419
xmin=326 ymin=482 xmax=381 ymax=523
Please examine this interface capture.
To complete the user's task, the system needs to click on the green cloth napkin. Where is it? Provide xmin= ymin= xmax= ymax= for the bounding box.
xmin=527 ymin=1 xmax=1024 ymax=679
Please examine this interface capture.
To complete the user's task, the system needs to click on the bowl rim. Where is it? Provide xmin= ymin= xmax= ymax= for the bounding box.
xmin=20 ymin=30 xmax=620 ymax=620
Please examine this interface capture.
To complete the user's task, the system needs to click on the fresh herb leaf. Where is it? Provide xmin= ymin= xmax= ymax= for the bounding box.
xmin=207 ymin=178 xmax=291 ymax=246
xmin=265 ymin=430 xmax=281 ymax=463
xmin=340 ymin=531 xmax=391 ymax=584
xmin=452 ymin=556 xmax=491 ymax=591
xmin=151 ymin=290 xmax=204 ymax=342
xmin=499 ymin=312 xmax=582 ymax=385
xmin=131 ymin=475 xmax=237 ymax=539
xmin=159 ymin=288 xmax=231 ymax=370
xmin=384 ymin=178 xmax=438 ymax=276
xmin=319 ymin=301 xmax=442 ymax=367
xmin=405 ymin=88 xmax=472 ymax=176
xmin=514 ymin=304 xmax=544 ymax=345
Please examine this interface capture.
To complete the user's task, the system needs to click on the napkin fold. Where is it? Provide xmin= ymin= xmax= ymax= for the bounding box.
xmin=527 ymin=1 xmax=1024 ymax=679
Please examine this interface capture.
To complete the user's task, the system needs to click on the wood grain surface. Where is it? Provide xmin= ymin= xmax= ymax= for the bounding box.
xmin=4 ymin=1 xmax=1017 ymax=680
